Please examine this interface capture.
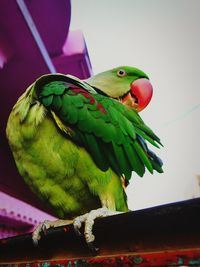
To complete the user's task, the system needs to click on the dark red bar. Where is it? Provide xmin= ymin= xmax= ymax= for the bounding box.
xmin=0 ymin=198 xmax=200 ymax=266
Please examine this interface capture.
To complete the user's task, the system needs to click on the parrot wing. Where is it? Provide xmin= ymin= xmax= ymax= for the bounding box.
xmin=34 ymin=74 xmax=163 ymax=181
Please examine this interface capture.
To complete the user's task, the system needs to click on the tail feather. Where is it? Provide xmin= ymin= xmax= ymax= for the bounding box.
xmin=137 ymin=135 xmax=163 ymax=173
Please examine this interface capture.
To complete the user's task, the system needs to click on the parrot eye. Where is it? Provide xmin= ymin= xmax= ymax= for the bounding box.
xmin=117 ymin=69 xmax=126 ymax=77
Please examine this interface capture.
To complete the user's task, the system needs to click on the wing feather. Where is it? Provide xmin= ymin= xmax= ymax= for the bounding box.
xmin=35 ymin=74 xmax=163 ymax=180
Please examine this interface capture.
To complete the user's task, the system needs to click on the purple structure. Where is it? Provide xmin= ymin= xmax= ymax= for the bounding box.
xmin=0 ymin=192 xmax=56 ymax=239
xmin=0 ymin=0 xmax=92 ymax=238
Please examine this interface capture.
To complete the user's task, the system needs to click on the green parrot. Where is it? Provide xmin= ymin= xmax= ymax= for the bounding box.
xmin=6 ymin=66 xmax=163 ymax=247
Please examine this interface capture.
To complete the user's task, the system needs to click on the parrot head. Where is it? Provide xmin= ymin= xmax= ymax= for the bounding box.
xmin=86 ymin=66 xmax=153 ymax=112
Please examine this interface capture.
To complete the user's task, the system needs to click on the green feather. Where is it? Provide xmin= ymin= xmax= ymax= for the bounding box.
xmin=87 ymin=102 xmax=98 ymax=111
xmin=40 ymin=81 xmax=66 ymax=97
xmin=101 ymin=142 xmax=121 ymax=176
xmin=137 ymin=124 xmax=162 ymax=146
xmin=135 ymin=128 xmax=160 ymax=148
xmin=151 ymin=160 xmax=164 ymax=173
xmin=84 ymin=133 xmax=108 ymax=171
xmin=133 ymin=142 xmax=153 ymax=174
xmin=60 ymin=94 xmax=72 ymax=117
xmin=108 ymin=106 xmax=120 ymax=125
xmin=67 ymin=104 xmax=78 ymax=124
xmin=112 ymin=142 xmax=132 ymax=179
xmin=72 ymin=95 xmax=85 ymax=108
xmin=42 ymin=95 xmax=53 ymax=107
xmin=124 ymin=142 xmax=145 ymax=177
xmin=51 ymin=95 xmax=62 ymax=111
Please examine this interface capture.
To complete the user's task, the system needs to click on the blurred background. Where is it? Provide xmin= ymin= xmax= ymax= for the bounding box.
xmin=0 ymin=0 xmax=200 ymax=238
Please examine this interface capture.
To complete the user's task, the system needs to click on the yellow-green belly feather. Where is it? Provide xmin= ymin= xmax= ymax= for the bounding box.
xmin=6 ymin=103 xmax=128 ymax=219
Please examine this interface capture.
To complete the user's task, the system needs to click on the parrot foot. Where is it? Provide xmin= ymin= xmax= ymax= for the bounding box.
xmin=73 ymin=207 xmax=122 ymax=250
xmin=32 ymin=219 xmax=73 ymax=246
xmin=32 ymin=208 xmax=122 ymax=251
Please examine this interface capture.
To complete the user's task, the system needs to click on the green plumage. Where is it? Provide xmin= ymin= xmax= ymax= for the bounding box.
xmin=6 ymin=66 xmax=163 ymax=219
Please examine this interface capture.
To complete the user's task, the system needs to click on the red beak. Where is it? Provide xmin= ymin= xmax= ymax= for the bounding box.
xmin=130 ymin=78 xmax=153 ymax=112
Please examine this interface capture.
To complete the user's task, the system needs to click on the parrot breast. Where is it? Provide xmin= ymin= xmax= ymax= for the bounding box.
xmin=6 ymin=97 xmax=128 ymax=218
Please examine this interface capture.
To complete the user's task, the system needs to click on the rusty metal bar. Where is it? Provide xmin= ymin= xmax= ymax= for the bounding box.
xmin=0 ymin=198 xmax=200 ymax=266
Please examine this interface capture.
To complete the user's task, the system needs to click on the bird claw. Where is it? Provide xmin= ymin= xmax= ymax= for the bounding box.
xmin=41 ymin=224 xmax=48 ymax=235
xmin=73 ymin=225 xmax=82 ymax=236
xmin=32 ymin=219 xmax=73 ymax=245
xmin=32 ymin=208 xmax=121 ymax=253
xmin=32 ymin=220 xmax=52 ymax=246
xmin=73 ymin=207 xmax=122 ymax=251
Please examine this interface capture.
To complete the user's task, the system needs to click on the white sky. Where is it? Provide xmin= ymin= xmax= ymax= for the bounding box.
xmin=70 ymin=0 xmax=200 ymax=210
